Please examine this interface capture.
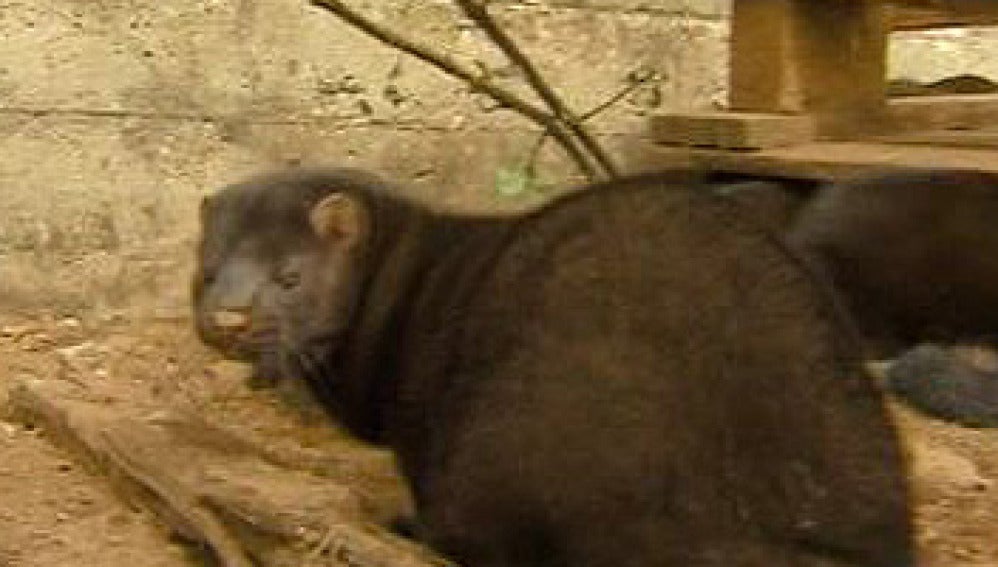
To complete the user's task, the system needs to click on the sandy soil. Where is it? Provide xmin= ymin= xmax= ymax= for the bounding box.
xmin=0 ymin=309 xmax=996 ymax=567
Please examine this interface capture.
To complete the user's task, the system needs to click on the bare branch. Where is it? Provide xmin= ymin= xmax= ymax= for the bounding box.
xmin=453 ymin=0 xmax=619 ymax=179
xmin=581 ymin=71 xmax=661 ymax=121
xmin=525 ymin=130 xmax=550 ymax=174
xmin=309 ymin=0 xmax=601 ymax=179
xmin=522 ymin=71 xmax=661 ymax=178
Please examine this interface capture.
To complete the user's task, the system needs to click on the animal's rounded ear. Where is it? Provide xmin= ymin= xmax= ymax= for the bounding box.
xmin=309 ymin=192 xmax=369 ymax=245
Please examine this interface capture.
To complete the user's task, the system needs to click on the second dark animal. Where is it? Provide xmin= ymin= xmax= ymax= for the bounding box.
xmin=195 ymin=168 xmax=914 ymax=567
xmin=789 ymin=169 xmax=998 ymax=355
xmin=789 ymin=169 xmax=998 ymax=427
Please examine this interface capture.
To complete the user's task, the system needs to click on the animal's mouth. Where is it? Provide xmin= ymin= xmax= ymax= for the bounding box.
xmin=197 ymin=322 xmax=281 ymax=361
xmin=202 ymin=339 xmax=256 ymax=361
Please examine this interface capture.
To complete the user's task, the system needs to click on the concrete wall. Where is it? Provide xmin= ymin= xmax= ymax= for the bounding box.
xmin=0 ymin=0 xmax=994 ymax=317
xmin=0 ymin=0 xmax=731 ymax=316
xmin=890 ymin=27 xmax=998 ymax=82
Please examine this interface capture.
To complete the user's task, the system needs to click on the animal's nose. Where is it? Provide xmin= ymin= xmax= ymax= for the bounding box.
xmin=211 ymin=310 xmax=251 ymax=332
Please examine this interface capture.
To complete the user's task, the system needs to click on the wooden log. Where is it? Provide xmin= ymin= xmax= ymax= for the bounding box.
xmin=6 ymin=378 xmax=447 ymax=567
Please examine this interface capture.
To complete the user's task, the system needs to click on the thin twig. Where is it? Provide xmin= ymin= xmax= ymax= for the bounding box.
xmin=306 ymin=523 xmax=340 ymax=564
xmin=523 ymin=71 xmax=661 ymax=177
xmin=309 ymin=0 xmax=600 ymax=180
xmin=581 ymin=72 xmax=660 ymax=121
xmin=453 ymin=0 xmax=619 ymax=179
xmin=526 ymin=130 xmax=550 ymax=170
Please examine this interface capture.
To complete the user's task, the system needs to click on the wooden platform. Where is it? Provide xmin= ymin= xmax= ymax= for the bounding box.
xmin=875 ymin=129 xmax=998 ymax=150
xmin=725 ymin=0 xmax=998 ymax=136
xmin=654 ymin=142 xmax=998 ymax=182
xmin=651 ymin=0 xmax=998 ymax=181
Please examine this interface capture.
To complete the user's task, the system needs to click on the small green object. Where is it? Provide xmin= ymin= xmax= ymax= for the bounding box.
xmin=494 ymin=165 xmax=535 ymax=197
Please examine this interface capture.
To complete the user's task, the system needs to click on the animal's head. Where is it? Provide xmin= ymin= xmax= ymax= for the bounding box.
xmin=192 ymin=169 xmax=378 ymax=381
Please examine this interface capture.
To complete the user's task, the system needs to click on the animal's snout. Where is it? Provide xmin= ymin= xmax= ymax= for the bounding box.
xmin=210 ymin=309 xmax=252 ymax=332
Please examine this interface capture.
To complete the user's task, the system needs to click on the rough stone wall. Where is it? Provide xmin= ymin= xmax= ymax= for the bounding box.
xmin=0 ymin=0 xmax=730 ymax=315
xmin=0 ymin=0 xmax=995 ymax=316
xmin=890 ymin=26 xmax=998 ymax=82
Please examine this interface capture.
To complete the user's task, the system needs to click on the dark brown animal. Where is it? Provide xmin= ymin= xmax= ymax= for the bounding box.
xmin=191 ymin=168 xmax=802 ymax=381
xmin=710 ymin=178 xmax=811 ymax=232
xmin=196 ymin=168 xmax=914 ymax=567
xmin=788 ymin=169 xmax=998 ymax=356
xmin=192 ymin=168 xmax=390 ymax=386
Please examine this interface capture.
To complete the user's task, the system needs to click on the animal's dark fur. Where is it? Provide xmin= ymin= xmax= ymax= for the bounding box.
xmin=788 ymin=169 xmax=998 ymax=354
xmin=192 ymin=168 xmax=391 ymax=384
xmin=196 ymin=168 xmax=913 ymax=567
xmin=710 ymin=178 xmax=811 ymax=232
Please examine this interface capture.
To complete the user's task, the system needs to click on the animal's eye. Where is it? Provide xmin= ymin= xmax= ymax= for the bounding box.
xmin=275 ymin=261 xmax=302 ymax=290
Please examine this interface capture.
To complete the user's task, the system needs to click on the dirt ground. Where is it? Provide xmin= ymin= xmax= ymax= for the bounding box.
xmin=0 ymin=308 xmax=416 ymax=567
xmin=0 ymin=308 xmax=997 ymax=567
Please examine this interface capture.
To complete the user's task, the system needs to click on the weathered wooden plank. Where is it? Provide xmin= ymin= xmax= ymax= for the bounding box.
xmin=875 ymin=130 xmax=998 ymax=150
xmin=887 ymin=0 xmax=998 ymax=30
xmin=886 ymin=94 xmax=998 ymax=134
xmin=650 ymin=111 xmax=814 ymax=149
xmin=652 ymin=142 xmax=998 ymax=181
xmin=6 ymin=379 xmax=446 ymax=567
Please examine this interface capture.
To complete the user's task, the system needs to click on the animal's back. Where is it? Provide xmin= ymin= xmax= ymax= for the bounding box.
xmin=405 ymin=178 xmax=913 ymax=566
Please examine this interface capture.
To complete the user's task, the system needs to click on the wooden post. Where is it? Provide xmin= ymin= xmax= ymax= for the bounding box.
xmin=729 ymin=0 xmax=888 ymax=137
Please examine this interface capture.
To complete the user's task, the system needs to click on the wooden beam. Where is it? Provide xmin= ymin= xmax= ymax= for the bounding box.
xmin=875 ymin=129 xmax=998 ymax=150
xmin=650 ymin=112 xmax=814 ymax=150
xmin=886 ymin=94 xmax=998 ymax=133
xmin=652 ymin=142 xmax=998 ymax=182
xmin=889 ymin=10 xmax=998 ymax=31
xmin=887 ymin=0 xmax=998 ymax=29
